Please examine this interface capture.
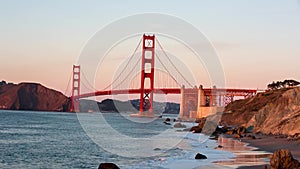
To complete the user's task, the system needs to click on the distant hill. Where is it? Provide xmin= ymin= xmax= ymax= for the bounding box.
xmin=222 ymin=87 xmax=300 ymax=135
xmin=80 ymin=99 xmax=180 ymax=114
xmin=0 ymin=82 xmax=71 ymax=112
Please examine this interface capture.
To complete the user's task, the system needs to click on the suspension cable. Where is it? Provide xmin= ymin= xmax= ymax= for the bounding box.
xmin=155 ymin=53 xmax=180 ymax=87
xmin=109 ymin=58 xmax=141 ymax=90
xmin=80 ymin=79 xmax=94 ymax=92
xmin=156 ymin=38 xmax=194 ymax=88
xmin=102 ymin=38 xmax=142 ymax=90
xmin=64 ymin=70 xmax=72 ymax=96
xmin=81 ymin=70 xmax=98 ymax=91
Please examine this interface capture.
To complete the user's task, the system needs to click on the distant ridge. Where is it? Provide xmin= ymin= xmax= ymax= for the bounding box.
xmin=79 ymin=99 xmax=180 ymax=114
xmin=0 ymin=82 xmax=71 ymax=112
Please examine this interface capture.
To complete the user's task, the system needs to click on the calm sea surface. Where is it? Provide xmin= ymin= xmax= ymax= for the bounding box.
xmin=0 ymin=110 xmax=233 ymax=169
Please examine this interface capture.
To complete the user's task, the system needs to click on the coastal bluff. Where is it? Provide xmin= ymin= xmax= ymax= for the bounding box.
xmin=0 ymin=82 xmax=71 ymax=112
xmin=221 ymin=87 xmax=300 ymax=136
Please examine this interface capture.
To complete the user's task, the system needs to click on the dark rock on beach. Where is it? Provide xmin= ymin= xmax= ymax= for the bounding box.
xmin=98 ymin=163 xmax=120 ymax=169
xmin=270 ymin=149 xmax=300 ymax=169
xmin=195 ymin=153 xmax=207 ymax=160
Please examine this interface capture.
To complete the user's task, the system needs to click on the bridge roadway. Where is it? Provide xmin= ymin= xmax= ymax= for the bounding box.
xmin=72 ymin=88 xmax=257 ymax=99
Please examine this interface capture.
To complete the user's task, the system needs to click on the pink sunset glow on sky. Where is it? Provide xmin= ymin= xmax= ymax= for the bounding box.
xmin=1 ymin=1 xmax=300 ymax=97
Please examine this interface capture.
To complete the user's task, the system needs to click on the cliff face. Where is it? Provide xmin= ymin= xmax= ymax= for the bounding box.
xmin=0 ymin=83 xmax=71 ymax=112
xmin=222 ymin=87 xmax=300 ymax=135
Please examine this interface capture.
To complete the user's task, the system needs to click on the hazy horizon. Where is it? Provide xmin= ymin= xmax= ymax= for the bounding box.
xmin=1 ymin=0 xmax=300 ymax=97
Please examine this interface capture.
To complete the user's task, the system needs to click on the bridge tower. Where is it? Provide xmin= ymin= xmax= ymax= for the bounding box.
xmin=71 ymin=65 xmax=80 ymax=112
xmin=139 ymin=34 xmax=155 ymax=113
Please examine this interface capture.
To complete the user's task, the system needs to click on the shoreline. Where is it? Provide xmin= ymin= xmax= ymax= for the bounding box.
xmin=239 ymin=134 xmax=300 ymax=161
xmin=214 ymin=135 xmax=271 ymax=168
xmin=213 ymin=133 xmax=300 ymax=169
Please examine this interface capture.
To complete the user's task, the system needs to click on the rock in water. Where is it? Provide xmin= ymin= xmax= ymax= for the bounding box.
xmin=163 ymin=121 xmax=171 ymax=125
xmin=195 ymin=153 xmax=207 ymax=159
xmin=174 ymin=122 xmax=186 ymax=128
xmin=98 ymin=163 xmax=120 ymax=169
xmin=270 ymin=149 xmax=300 ymax=169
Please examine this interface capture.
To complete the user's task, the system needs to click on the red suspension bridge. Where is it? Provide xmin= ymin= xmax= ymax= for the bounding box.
xmin=68 ymin=34 xmax=257 ymax=117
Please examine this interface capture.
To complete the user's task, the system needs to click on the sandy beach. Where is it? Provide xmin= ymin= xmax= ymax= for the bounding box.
xmin=214 ymin=134 xmax=300 ymax=169
xmin=240 ymin=134 xmax=300 ymax=161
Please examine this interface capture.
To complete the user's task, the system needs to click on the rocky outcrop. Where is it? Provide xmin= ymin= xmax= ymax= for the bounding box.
xmin=0 ymin=82 xmax=71 ymax=111
xmin=190 ymin=117 xmax=207 ymax=133
xmin=222 ymin=87 xmax=300 ymax=136
xmin=270 ymin=149 xmax=300 ymax=169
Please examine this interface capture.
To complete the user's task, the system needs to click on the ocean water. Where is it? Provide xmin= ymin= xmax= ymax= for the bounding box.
xmin=0 ymin=110 xmax=234 ymax=169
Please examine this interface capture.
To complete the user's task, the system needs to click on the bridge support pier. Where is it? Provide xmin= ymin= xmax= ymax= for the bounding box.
xmin=179 ymin=85 xmax=186 ymax=118
xmin=179 ymin=85 xmax=224 ymax=120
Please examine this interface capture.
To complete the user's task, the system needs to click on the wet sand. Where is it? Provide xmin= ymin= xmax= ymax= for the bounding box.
xmin=215 ymin=134 xmax=300 ymax=169
xmin=239 ymin=134 xmax=300 ymax=161
xmin=214 ymin=136 xmax=271 ymax=168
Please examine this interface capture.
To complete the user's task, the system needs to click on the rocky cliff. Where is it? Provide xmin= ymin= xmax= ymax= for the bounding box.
xmin=222 ymin=87 xmax=300 ymax=135
xmin=0 ymin=82 xmax=71 ymax=112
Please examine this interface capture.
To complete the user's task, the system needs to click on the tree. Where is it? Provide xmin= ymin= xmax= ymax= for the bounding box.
xmin=267 ymin=81 xmax=276 ymax=90
xmin=0 ymin=80 xmax=6 ymax=86
xmin=267 ymin=79 xmax=300 ymax=90
xmin=283 ymin=79 xmax=300 ymax=87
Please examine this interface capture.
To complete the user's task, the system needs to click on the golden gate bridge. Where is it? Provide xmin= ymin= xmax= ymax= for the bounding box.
xmin=68 ymin=34 xmax=257 ymax=118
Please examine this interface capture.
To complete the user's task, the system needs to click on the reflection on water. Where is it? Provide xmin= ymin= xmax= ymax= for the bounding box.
xmin=215 ymin=137 xmax=271 ymax=168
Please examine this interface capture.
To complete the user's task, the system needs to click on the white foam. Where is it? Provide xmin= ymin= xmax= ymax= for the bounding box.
xmin=121 ymin=127 xmax=235 ymax=169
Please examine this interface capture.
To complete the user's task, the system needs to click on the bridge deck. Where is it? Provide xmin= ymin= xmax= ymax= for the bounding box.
xmin=72 ymin=88 xmax=257 ymax=99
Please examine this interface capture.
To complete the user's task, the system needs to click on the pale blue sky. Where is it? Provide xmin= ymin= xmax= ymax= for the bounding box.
xmin=0 ymin=0 xmax=300 ymax=95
